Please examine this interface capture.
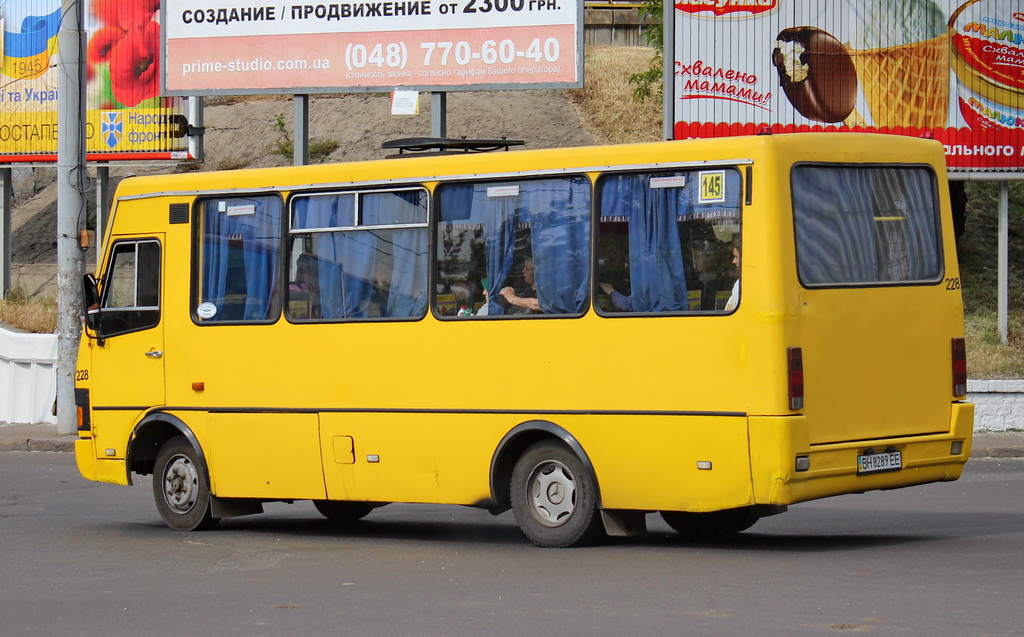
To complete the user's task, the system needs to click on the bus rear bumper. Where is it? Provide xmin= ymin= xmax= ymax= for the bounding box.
xmin=749 ymin=402 xmax=975 ymax=506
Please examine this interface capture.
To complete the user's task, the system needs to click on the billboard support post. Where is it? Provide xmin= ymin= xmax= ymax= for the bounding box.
xmin=1 ymin=168 xmax=10 ymax=296
xmin=56 ymin=0 xmax=87 ymax=435
xmin=432 ymin=93 xmax=447 ymax=138
xmin=998 ymin=181 xmax=1009 ymax=345
xmin=294 ymin=95 xmax=309 ymax=166
xmin=189 ymin=97 xmax=204 ymax=161
xmin=662 ymin=0 xmax=674 ymax=141
xmin=95 ymin=167 xmax=110 ymax=270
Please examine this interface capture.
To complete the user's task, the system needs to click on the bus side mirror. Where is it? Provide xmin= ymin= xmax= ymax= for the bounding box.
xmin=82 ymin=273 xmax=102 ymax=333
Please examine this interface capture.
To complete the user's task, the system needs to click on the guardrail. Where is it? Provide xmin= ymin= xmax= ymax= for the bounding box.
xmin=0 ymin=325 xmax=57 ymax=426
xmin=968 ymin=379 xmax=1024 ymax=432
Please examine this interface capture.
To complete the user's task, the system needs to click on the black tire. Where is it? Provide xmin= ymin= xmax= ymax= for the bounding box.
xmin=510 ymin=440 xmax=603 ymax=548
xmin=660 ymin=507 xmax=759 ymax=541
xmin=152 ymin=439 xmax=218 ymax=531
xmin=313 ymin=500 xmax=379 ymax=522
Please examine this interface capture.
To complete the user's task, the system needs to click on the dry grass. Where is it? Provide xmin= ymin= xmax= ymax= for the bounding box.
xmin=0 ymin=288 xmax=57 ymax=334
xmin=965 ymin=313 xmax=1024 ymax=379
xmin=569 ymin=46 xmax=662 ymax=145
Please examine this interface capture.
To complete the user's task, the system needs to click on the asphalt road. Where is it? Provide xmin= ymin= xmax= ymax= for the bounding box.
xmin=2 ymin=452 xmax=1022 ymax=637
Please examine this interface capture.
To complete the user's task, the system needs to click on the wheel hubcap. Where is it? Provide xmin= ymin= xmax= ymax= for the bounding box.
xmin=528 ymin=460 xmax=577 ymax=527
xmin=163 ymin=454 xmax=198 ymax=514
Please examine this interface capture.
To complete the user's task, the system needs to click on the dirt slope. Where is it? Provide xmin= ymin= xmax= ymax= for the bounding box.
xmin=9 ymin=89 xmax=597 ymax=265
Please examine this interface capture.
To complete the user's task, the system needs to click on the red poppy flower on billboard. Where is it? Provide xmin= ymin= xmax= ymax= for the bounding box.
xmin=86 ymin=0 xmax=161 ymax=107
xmin=109 ymin=21 xmax=160 ymax=107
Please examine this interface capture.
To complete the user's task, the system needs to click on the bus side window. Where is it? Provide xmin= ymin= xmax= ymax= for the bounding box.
xmin=97 ymin=239 xmax=161 ymax=337
xmin=287 ymin=189 xmax=428 ymax=322
xmin=195 ymin=195 xmax=283 ymax=323
xmin=435 ymin=176 xmax=591 ymax=317
xmin=596 ymin=169 xmax=742 ymax=314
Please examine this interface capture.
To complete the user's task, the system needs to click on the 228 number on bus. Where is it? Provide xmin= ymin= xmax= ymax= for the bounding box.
xmin=945 ymin=277 xmax=961 ymax=290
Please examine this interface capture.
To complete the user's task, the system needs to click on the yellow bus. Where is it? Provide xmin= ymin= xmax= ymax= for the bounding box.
xmin=74 ymin=133 xmax=974 ymax=547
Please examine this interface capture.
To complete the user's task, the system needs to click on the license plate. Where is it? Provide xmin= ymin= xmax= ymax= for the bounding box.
xmin=857 ymin=450 xmax=902 ymax=474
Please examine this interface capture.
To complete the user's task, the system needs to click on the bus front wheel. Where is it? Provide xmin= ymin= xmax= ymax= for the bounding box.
xmin=660 ymin=507 xmax=758 ymax=541
xmin=510 ymin=441 xmax=603 ymax=548
xmin=152 ymin=439 xmax=219 ymax=531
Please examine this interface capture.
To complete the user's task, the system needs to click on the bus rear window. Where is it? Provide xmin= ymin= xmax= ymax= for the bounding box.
xmin=792 ymin=165 xmax=942 ymax=287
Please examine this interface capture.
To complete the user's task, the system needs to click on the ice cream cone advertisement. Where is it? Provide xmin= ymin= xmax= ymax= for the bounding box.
xmin=671 ymin=0 xmax=1024 ymax=171
xmin=846 ymin=0 xmax=952 ymax=129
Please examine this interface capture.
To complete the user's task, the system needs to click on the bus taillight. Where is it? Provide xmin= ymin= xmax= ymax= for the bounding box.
xmin=952 ymin=338 xmax=967 ymax=397
xmin=787 ymin=347 xmax=804 ymax=410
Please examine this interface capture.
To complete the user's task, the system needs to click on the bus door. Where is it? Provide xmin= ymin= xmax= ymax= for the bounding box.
xmin=88 ymin=236 xmax=165 ymax=456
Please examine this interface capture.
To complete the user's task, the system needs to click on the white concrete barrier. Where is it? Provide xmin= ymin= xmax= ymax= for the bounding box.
xmin=968 ymin=379 xmax=1024 ymax=433
xmin=0 ymin=325 xmax=57 ymax=426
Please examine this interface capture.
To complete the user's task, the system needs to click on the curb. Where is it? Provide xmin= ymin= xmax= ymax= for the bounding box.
xmin=0 ymin=437 xmax=75 ymax=453
xmin=972 ymin=447 xmax=1024 ymax=459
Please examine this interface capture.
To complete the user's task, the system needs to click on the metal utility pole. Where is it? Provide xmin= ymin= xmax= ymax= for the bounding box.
xmin=56 ymin=0 xmax=87 ymax=435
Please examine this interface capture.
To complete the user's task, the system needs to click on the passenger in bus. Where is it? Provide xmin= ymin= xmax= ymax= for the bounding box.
xmin=288 ymin=254 xmax=321 ymax=319
xmin=597 ymin=238 xmax=631 ymax=311
xmin=724 ymin=240 xmax=741 ymax=312
xmin=692 ymin=240 xmax=731 ymax=311
xmin=598 ymin=282 xmax=632 ymax=311
xmin=499 ymin=257 xmax=541 ymax=313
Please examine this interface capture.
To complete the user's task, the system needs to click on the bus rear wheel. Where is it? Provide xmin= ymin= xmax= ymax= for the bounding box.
xmin=510 ymin=441 xmax=603 ymax=548
xmin=313 ymin=500 xmax=377 ymax=522
xmin=152 ymin=439 xmax=219 ymax=531
xmin=660 ymin=507 xmax=758 ymax=541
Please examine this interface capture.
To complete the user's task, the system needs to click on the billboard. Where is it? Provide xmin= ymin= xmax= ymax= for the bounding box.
xmin=1 ymin=0 xmax=193 ymax=163
xmin=671 ymin=0 xmax=1024 ymax=172
xmin=162 ymin=0 xmax=583 ymax=94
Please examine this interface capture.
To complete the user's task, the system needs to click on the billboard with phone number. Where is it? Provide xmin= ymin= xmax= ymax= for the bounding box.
xmin=161 ymin=0 xmax=582 ymax=94
xmin=1 ymin=0 xmax=193 ymax=163
xmin=672 ymin=0 xmax=1023 ymax=172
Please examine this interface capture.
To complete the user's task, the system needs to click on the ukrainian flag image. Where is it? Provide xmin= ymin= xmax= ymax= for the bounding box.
xmin=1 ymin=3 xmax=61 ymax=80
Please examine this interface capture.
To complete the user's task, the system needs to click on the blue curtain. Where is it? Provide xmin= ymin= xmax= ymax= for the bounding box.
xmin=439 ymin=179 xmax=591 ymax=315
xmin=292 ymin=195 xmax=366 ymax=318
xmin=483 ymin=192 xmax=517 ymax=315
xmin=201 ymin=196 xmax=281 ymax=321
xmin=438 ymin=184 xmax=515 ymax=315
xmin=600 ymin=175 xmax=688 ymax=312
xmin=293 ymin=191 xmax=428 ymax=319
xmin=528 ymin=178 xmax=591 ymax=313
xmin=363 ymin=191 xmax=428 ymax=318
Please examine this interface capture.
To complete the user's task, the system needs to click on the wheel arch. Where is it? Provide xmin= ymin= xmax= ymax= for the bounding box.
xmin=488 ymin=420 xmax=602 ymax=514
xmin=127 ymin=412 xmax=208 ymax=486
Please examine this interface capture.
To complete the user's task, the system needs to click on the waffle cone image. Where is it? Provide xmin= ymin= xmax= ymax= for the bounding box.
xmin=849 ymin=30 xmax=951 ymax=129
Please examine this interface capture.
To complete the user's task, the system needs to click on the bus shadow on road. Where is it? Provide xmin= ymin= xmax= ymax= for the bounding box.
xmin=132 ymin=504 xmax=1024 ymax=550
